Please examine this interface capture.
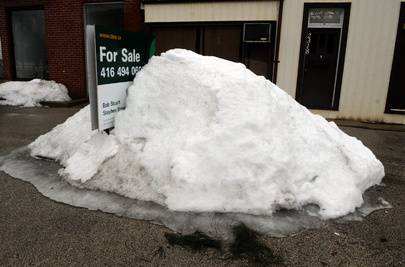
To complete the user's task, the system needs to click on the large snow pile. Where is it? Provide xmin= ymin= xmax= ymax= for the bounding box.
xmin=29 ymin=49 xmax=384 ymax=219
xmin=0 ymin=79 xmax=71 ymax=107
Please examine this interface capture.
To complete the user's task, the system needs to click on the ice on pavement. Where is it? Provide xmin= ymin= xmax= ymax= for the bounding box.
xmin=27 ymin=49 xmax=385 ymax=222
xmin=0 ymin=146 xmax=390 ymax=238
xmin=0 ymin=79 xmax=71 ymax=107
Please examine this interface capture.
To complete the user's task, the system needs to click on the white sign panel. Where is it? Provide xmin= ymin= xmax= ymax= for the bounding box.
xmin=86 ymin=25 xmax=155 ymax=131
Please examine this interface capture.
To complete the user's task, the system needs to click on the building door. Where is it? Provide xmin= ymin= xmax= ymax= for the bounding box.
xmin=10 ymin=8 xmax=48 ymax=79
xmin=301 ymin=28 xmax=341 ymax=108
xmin=385 ymin=3 xmax=405 ymax=114
xmin=296 ymin=5 xmax=350 ymax=110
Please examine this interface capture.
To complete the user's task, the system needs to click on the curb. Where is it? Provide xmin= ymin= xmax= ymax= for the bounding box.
xmin=330 ymin=119 xmax=405 ymax=132
xmin=40 ymin=98 xmax=89 ymax=108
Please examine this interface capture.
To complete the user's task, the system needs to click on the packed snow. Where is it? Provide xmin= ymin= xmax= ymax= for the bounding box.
xmin=0 ymin=79 xmax=71 ymax=107
xmin=29 ymin=49 xmax=385 ymax=220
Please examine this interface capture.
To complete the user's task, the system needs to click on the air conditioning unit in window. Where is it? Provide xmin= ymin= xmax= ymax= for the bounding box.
xmin=243 ymin=23 xmax=271 ymax=43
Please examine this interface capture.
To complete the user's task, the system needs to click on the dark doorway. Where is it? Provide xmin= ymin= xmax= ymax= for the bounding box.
xmin=385 ymin=3 xmax=405 ymax=114
xmin=296 ymin=4 xmax=350 ymax=110
xmin=300 ymin=28 xmax=341 ymax=108
xmin=10 ymin=8 xmax=48 ymax=79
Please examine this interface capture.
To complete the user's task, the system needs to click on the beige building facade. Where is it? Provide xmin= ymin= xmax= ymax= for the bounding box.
xmin=144 ymin=0 xmax=405 ymax=124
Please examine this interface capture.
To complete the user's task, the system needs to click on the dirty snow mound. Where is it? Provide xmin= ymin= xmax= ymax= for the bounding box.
xmin=0 ymin=79 xmax=71 ymax=107
xmin=29 ymin=49 xmax=384 ymax=219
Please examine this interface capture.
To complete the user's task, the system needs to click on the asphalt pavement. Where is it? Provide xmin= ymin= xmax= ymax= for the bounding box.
xmin=1 ymin=105 xmax=405 ymax=266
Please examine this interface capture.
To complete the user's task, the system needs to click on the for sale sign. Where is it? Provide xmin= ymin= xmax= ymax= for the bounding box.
xmin=87 ymin=25 xmax=155 ymax=131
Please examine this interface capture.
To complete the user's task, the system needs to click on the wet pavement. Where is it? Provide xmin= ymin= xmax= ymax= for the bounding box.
xmin=1 ymin=105 xmax=405 ymax=266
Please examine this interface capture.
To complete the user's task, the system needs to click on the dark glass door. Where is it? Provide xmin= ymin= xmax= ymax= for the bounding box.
xmin=11 ymin=9 xmax=48 ymax=79
xmin=300 ymin=28 xmax=341 ymax=109
xmin=296 ymin=4 xmax=350 ymax=110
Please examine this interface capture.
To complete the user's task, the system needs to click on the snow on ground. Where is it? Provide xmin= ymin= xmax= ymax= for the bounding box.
xmin=0 ymin=79 xmax=71 ymax=107
xmin=29 ymin=49 xmax=385 ymax=220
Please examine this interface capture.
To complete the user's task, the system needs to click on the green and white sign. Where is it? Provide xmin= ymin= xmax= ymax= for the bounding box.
xmin=87 ymin=25 xmax=155 ymax=131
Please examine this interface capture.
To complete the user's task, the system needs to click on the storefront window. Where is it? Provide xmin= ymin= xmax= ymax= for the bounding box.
xmin=11 ymin=9 xmax=48 ymax=79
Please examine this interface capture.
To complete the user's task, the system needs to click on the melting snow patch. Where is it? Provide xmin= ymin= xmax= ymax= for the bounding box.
xmin=0 ymin=79 xmax=71 ymax=107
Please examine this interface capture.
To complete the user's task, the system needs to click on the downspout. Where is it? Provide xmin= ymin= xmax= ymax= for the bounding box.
xmin=272 ymin=0 xmax=284 ymax=84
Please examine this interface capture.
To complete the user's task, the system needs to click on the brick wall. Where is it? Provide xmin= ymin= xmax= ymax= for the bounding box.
xmin=0 ymin=4 xmax=11 ymax=79
xmin=45 ymin=0 xmax=87 ymax=99
xmin=0 ymin=0 xmax=144 ymax=100
xmin=125 ymin=0 xmax=145 ymax=32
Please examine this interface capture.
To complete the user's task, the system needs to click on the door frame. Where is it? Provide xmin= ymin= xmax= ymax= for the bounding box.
xmin=295 ymin=3 xmax=351 ymax=110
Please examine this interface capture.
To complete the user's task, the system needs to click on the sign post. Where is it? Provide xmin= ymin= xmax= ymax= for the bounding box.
xmin=87 ymin=25 xmax=155 ymax=131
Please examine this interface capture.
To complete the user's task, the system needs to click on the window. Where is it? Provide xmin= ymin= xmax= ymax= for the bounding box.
xmin=308 ymin=9 xmax=344 ymax=27
xmin=10 ymin=8 xmax=48 ymax=79
xmin=385 ymin=2 xmax=405 ymax=113
xmin=243 ymin=23 xmax=271 ymax=43
xmin=84 ymin=2 xmax=125 ymax=28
